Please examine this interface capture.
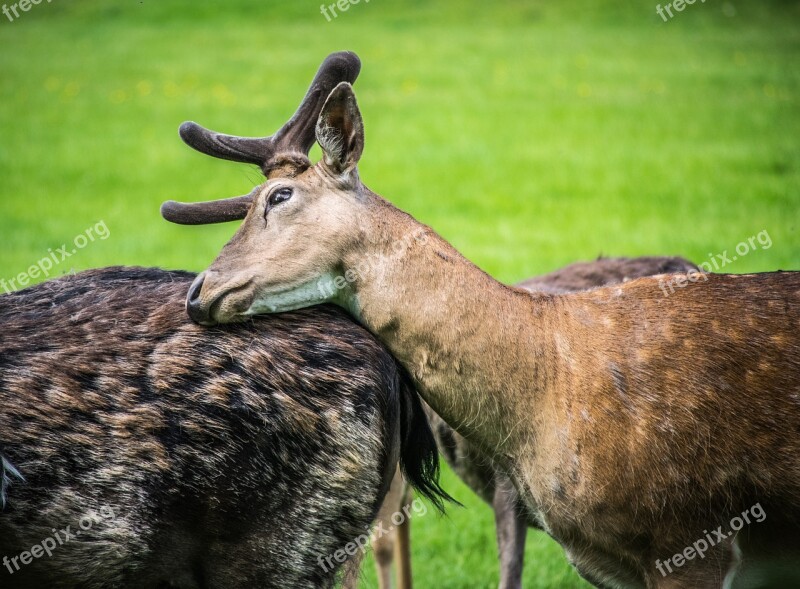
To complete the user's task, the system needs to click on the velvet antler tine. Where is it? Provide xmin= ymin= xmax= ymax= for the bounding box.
xmin=274 ymin=51 xmax=361 ymax=155
xmin=178 ymin=122 xmax=271 ymax=167
xmin=160 ymin=193 xmax=254 ymax=225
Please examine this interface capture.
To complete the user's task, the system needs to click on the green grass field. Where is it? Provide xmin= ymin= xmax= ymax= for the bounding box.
xmin=1 ymin=1 xmax=798 ymax=587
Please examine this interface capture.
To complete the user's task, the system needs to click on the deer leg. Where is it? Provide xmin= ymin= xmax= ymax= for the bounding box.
xmin=372 ymin=467 xmax=406 ymax=588
xmin=394 ymin=481 xmax=414 ymax=589
xmin=373 ymin=527 xmax=395 ymax=589
xmin=493 ymin=473 xmax=527 ymax=589
xmin=340 ymin=551 xmax=365 ymax=589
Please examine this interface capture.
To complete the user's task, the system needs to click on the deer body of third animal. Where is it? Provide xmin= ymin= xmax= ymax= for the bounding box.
xmin=0 ymin=267 xmax=447 ymax=589
xmin=164 ymin=53 xmax=800 ymax=588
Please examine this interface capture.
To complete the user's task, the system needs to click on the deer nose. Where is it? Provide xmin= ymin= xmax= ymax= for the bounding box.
xmin=186 ymin=272 xmax=211 ymax=324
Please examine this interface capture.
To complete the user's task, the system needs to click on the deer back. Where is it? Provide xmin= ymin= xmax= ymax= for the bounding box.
xmin=0 ymin=267 xmax=444 ymax=588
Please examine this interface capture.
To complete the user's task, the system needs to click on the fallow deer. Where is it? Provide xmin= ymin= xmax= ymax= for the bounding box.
xmin=0 ymin=52 xmax=450 ymax=589
xmin=165 ymin=55 xmax=800 ymax=588
xmin=0 ymin=268 xmax=446 ymax=589
xmin=354 ymin=256 xmax=700 ymax=589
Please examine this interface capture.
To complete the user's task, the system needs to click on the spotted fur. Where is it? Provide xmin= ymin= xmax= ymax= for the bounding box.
xmin=0 ymin=267 xmax=446 ymax=589
xmin=425 ymin=256 xmax=701 ymax=588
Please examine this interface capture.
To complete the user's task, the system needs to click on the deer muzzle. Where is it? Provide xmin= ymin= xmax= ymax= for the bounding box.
xmin=186 ymin=272 xmax=215 ymax=325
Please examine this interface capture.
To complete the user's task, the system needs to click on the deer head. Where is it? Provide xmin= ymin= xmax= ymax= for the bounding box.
xmin=168 ymin=60 xmax=381 ymax=325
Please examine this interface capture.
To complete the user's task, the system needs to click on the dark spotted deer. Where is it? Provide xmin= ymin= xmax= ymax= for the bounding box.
xmin=0 ymin=268 xmax=446 ymax=589
xmin=165 ymin=55 xmax=800 ymax=588
xmin=0 ymin=53 xmax=450 ymax=589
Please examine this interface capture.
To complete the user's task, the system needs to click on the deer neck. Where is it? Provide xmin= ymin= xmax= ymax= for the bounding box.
xmin=339 ymin=198 xmax=555 ymax=462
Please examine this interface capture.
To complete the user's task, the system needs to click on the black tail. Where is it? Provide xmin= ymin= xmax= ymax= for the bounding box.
xmin=396 ymin=367 xmax=457 ymax=512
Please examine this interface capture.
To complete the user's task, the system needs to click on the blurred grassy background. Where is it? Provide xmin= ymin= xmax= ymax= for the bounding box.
xmin=1 ymin=0 xmax=798 ymax=587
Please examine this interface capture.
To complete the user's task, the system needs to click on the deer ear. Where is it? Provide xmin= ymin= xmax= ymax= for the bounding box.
xmin=316 ymin=82 xmax=364 ymax=176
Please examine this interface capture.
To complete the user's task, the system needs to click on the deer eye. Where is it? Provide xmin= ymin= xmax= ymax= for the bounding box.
xmin=268 ymin=187 xmax=293 ymax=207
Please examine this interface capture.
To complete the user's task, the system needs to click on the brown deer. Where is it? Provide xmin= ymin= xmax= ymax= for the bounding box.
xmin=0 ymin=53 xmax=451 ymax=589
xmin=165 ymin=56 xmax=800 ymax=588
xmin=346 ymin=256 xmax=700 ymax=589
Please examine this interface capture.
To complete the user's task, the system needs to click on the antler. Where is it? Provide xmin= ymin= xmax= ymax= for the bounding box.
xmin=160 ymin=192 xmax=255 ymax=226
xmin=161 ymin=51 xmax=361 ymax=225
